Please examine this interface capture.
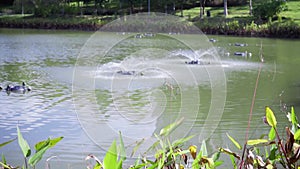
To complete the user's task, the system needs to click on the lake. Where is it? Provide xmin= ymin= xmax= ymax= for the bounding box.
xmin=0 ymin=24 xmax=300 ymax=168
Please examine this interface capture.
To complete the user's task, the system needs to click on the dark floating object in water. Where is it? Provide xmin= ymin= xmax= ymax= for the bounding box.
xmin=234 ymin=51 xmax=252 ymax=57
xmin=4 ymin=82 xmax=31 ymax=94
xmin=209 ymin=38 xmax=217 ymax=43
xmin=117 ymin=70 xmax=136 ymax=75
xmin=116 ymin=70 xmax=144 ymax=76
xmin=234 ymin=43 xmax=248 ymax=47
xmin=185 ymin=60 xmax=208 ymax=65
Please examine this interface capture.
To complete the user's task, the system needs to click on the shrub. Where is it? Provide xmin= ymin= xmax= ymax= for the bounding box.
xmin=253 ymin=0 xmax=287 ymax=20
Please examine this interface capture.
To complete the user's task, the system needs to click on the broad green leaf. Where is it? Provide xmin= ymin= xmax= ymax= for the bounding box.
xmin=116 ymin=159 xmax=123 ymax=169
xmin=0 ymin=137 xmax=16 ymax=148
xmin=212 ymin=151 xmax=221 ymax=162
xmin=48 ymin=136 xmax=63 ymax=148
xmin=29 ymin=136 xmax=63 ymax=166
xmin=214 ymin=160 xmax=224 ymax=167
xmin=28 ymin=145 xmax=49 ymax=166
xmin=200 ymin=140 xmax=208 ymax=157
xmin=294 ymin=129 xmax=300 ymax=140
xmin=226 ymin=133 xmax=242 ymax=150
xmin=17 ymin=126 xmax=31 ymax=158
xmin=35 ymin=138 xmax=50 ymax=152
xmin=247 ymin=139 xmax=268 ymax=146
xmin=268 ymin=127 xmax=276 ymax=140
xmin=35 ymin=137 xmax=63 ymax=152
xmin=159 ymin=117 xmax=184 ymax=136
xmin=104 ymin=140 xmax=117 ymax=169
xmin=266 ymin=107 xmax=277 ymax=128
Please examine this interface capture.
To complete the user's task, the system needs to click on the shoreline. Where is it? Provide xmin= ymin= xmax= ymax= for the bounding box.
xmin=1 ymin=16 xmax=299 ymax=38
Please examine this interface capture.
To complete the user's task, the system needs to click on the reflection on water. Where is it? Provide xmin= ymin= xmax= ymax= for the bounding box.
xmin=0 ymin=28 xmax=300 ymax=168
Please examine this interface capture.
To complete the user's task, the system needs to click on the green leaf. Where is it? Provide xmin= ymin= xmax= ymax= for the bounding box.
xmin=17 ymin=126 xmax=31 ymax=158
xmin=159 ymin=117 xmax=184 ymax=137
xmin=200 ymin=140 xmax=208 ymax=157
xmin=291 ymin=106 xmax=298 ymax=133
xmin=28 ymin=145 xmax=49 ymax=166
xmin=212 ymin=151 xmax=221 ymax=162
xmin=29 ymin=137 xmax=63 ymax=166
xmin=0 ymin=137 xmax=16 ymax=148
xmin=268 ymin=127 xmax=276 ymax=140
xmin=2 ymin=154 xmax=6 ymax=165
xmin=35 ymin=138 xmax=50 ymax=152
xmin=104 ymin=140 xmax=117 ymax=169
xmin=130 ymin=139 xmax=145 ymax=158
xmin=291 ymin=106 xmax=297 ymax=125
xmin=226 ymin=133 xmax=242 ymax=150
xmin=118 ymin=131 xmax=126 ymax=162
xmin=48 ymin=136 xmax=64 ymax=148
xmin=0 ymin=161 xmax=11 ymax=169
xmin=247 ymin=139 xmax=268 ymax=146
xmin=294 ymin=129 xmax=300 ymax=140
xmin=214 ymin=160 xmax=224 ymax=167
xmin=266 ymin=107 xmax=277 ymax=128
xmin=229 ymin=154 xmax=237 ymax=169
xmin=171 ymin=135 xmax=194 ymax=148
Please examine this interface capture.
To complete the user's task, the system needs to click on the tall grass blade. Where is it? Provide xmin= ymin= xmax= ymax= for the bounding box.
xmin=118 ymin=131 xmax=126 ymax=161
xmin=226 ymin=133 xmax=242 ymax=150
xmin=247 ymin=139 xmax=268 ymax=146
xmin=130 ymin=139 xmax=145 ymax=158
xmin=17 ymin=126 xmax=31 ymax=158
xmin=159 ymin=117 xmax=184 ymax=137
xmin=0 ymin=138 xmax=16 ymax=148
xmin=200 ymin=140 xmax=208 ymax=157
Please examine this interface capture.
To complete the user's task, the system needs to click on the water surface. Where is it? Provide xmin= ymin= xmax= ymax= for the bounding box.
xmin=0 ymin=28 xmax=300 ymax=168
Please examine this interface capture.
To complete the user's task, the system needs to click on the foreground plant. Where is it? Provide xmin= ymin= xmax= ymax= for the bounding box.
xmin=221 ymin=106 xmax=300 ymax=169
xmin=86 ymin=117 xmax=224 ymax=169
xmin=0 ymin=126 xmax=63 ymax=169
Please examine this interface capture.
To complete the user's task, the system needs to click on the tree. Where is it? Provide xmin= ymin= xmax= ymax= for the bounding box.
xmin=249 ymin=0 xmax=252 ymax=15
xmin=224 ymin=0 xmax=228 ymax=16
xmin=199 ymin=0 xmax=206 ymax=18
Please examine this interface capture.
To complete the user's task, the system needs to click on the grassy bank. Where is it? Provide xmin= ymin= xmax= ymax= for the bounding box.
xmin=178 ymin=1 xmax=300 ymax=38
xmin=1 ymin=1 xmax=300 ymax=38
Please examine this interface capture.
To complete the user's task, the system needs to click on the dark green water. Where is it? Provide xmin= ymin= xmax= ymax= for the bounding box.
xmin=0 ymin=28 xmax=300 ymax=168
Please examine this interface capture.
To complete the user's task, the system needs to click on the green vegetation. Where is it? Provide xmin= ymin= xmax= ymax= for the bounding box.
xmin=1 ymin=106 xmax=299 ymax=169
xmin=0 ymin=0 xmax=299 ymax=37
xmin=0 ymin=126 xmax=63 ymax=169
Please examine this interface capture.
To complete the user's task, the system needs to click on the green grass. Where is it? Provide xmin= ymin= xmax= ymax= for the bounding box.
xmin=281 ymin=1 xmax=300 ymax=24
xmin=177 ymin=1 xmax=300 ymax=25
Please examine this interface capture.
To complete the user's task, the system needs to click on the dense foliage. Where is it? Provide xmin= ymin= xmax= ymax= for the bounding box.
xmin=253 ymin=0 xmax=287 ymax=20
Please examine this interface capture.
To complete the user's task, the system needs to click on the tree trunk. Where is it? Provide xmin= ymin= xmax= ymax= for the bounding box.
xmin=224 ymin=0 xmax=228 ymax=17
xmin=199 ymin=0 xmax=203 ymax=19
xmin=249 ymin=0 xmax=253 ymax=15
xmin=180 ymin=2 xmax=183 ymax=17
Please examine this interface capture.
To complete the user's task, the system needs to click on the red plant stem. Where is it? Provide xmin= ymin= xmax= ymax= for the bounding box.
xmin=239 ymin=62 xmax=263 ymax=169
xmin=275 ymin=127 xmax=291 ymax=169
